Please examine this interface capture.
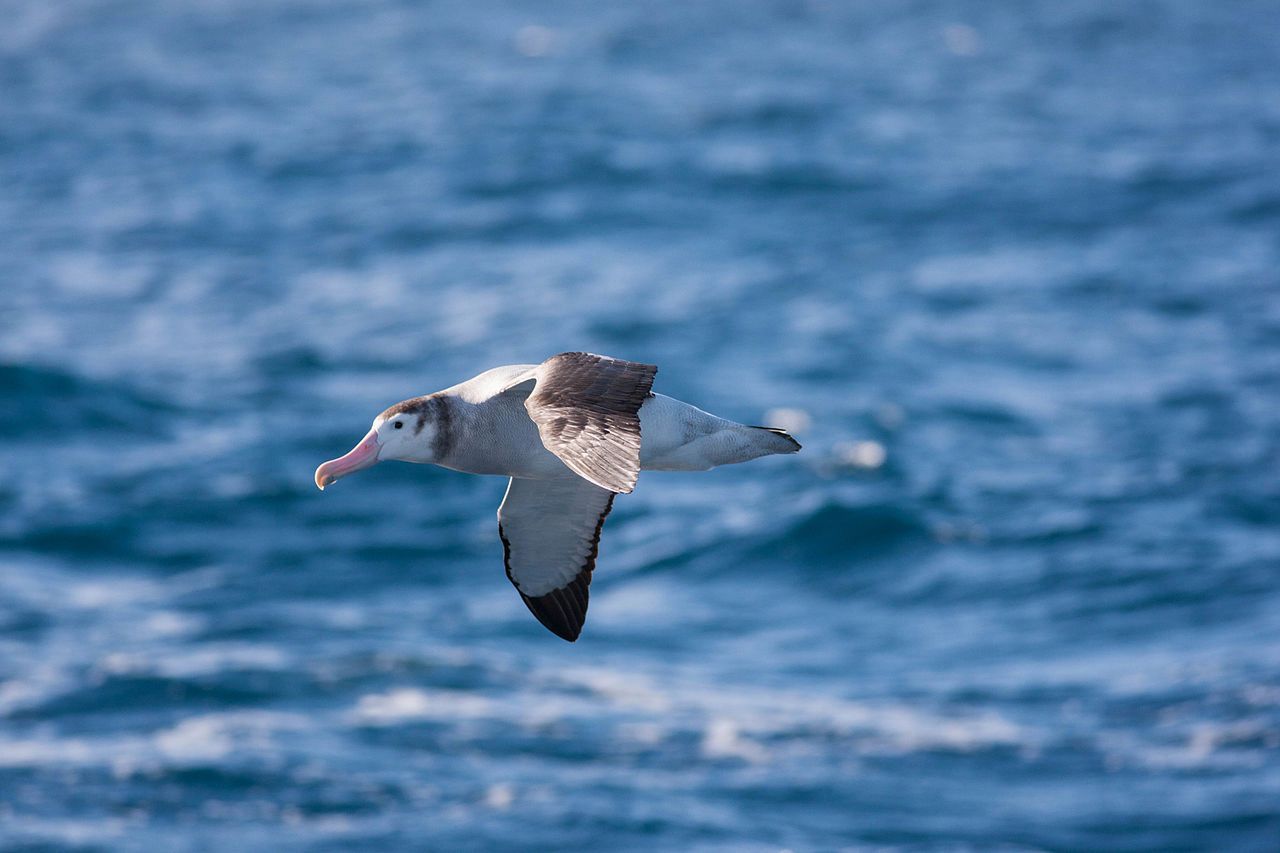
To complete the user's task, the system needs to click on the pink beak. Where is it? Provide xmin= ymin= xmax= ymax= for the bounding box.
xmin=315 ymin=429 xmax=381 ymax=490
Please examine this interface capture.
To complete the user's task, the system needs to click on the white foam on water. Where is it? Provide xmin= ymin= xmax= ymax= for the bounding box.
xmin=484 ymin=782 xmax=515 ymax=810
xmin=66 ymin=577 xmax=162 ymax=610
xmin=153 ymin=716 xmax=237 ymax=762
xmin=592 ymin=579 xmax=708 ymax=626
xmin=701 ymin=718 xmax=768 ymax=763
xmin=833 ymin=440 xmax=887 ymax=470
xmin=1112 ymin=718 xmax=1280 ymax=772
xmin=350 ymin=687 xmax=493 ymax=725
xmin=333 ymin=655 xmax=1033 ymax=763
xmin=552 ymin=665 xmax=1029 ymax=760
xmin=0 ymin=737 xmax=100 ymax=768
xmin=762 ymin=406 xmax=812 ymax=434
xmin=1 ymin=816 xmax=131 ymax=848
xmin=0 ymin=678 xmax=57 ymax=717
xmin=0 ymin=710 xmax=311 ymax=771
xmin=153 ymin=711 xmax=310 ymax=763
xmin=551 ymin=666 xmax=673 ymax=714
xmin=95 ymin=643 xmax=291 ymax=679
xmin=142 ymin=610 xmax=204 ymax=639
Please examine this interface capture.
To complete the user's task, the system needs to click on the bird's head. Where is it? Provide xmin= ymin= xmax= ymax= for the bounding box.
xmin=314 ymin=397 xmax=443 ymax=490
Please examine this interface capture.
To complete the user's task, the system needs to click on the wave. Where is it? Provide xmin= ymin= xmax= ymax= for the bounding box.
xmin=0 ymin=362 xmax=174 ymax=437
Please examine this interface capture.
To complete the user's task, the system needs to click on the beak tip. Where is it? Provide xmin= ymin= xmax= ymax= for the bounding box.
xmin=315 ymin=429 xmax=380 ymax=493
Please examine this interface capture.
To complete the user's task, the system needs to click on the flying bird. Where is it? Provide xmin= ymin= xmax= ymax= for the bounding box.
xmin=314 ymin=352 xmax=800 ymax=641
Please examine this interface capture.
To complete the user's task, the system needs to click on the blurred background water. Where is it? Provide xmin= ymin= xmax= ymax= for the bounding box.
xmin=2 ymin=0 xmax=1280 ymax=850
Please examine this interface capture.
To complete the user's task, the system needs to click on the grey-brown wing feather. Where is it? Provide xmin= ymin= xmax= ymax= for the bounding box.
xmin=524 ymin=352 xmax=658 ymax=494
xmin=498 ymin=477 xmax=615 ymax=642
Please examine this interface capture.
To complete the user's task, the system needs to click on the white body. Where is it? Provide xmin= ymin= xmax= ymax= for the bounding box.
xmin=431 ymin=365 xmax=791 ymax=481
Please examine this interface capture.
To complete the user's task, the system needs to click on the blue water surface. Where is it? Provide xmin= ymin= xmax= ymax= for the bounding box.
xmin=2 ymin=1 xmax=1280 ymax=850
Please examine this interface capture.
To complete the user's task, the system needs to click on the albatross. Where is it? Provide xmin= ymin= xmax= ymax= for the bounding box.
xmin=314 ymin=352 xmax=800 ymax=641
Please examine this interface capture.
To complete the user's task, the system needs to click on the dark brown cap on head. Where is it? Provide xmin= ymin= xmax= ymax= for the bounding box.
xmin=378 ymin=395 xmax=434 ymax=422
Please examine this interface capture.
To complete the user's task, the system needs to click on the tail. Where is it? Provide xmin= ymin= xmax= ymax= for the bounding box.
xmin=749 ymin=425 xmax=802 ymax=453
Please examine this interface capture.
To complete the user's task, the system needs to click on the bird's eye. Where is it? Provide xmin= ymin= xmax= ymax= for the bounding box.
xmin=393 ymin=421 xmax=403 ymax=429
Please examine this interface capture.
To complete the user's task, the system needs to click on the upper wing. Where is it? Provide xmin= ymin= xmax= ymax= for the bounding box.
xmin=498 ymin=476 xmax=615 ymax=642
xmin=446 ymin=363 xmax=539 ymax=404
xmin=523 ymin=352 xmax=658 ymax=494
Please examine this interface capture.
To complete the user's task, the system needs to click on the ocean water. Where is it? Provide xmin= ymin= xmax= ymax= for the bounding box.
xmin=2 ymin=0 xmax=1280 ymax=849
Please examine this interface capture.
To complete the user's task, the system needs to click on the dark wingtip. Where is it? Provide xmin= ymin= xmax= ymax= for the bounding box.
xmin=554 ymin=623 xmax=582 ymax=643
xmin=519 ymin=580 xmax=589 ymax=642
xmin=753 ymin=426 xmax=802 ymax=452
